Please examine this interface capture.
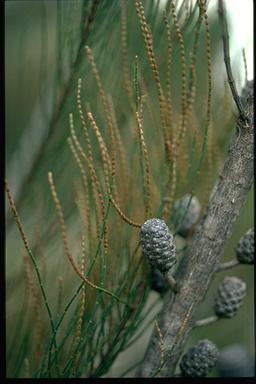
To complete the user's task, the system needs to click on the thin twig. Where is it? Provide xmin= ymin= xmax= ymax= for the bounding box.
xmin=218 ymin=0 xmax=248 ymax=123
xmin=5 ymin=179 xmax=60 ymax=377
xmin=109 ymin=194 xmax=142 ymax=228
xmin=48 ymin=172 xmax=129 ymax=306
xmin=242 ymin=48 xmax=248 ymax=83
xmin=165 ymin=271 xmax=179 ymax=293
xmin=193 ymin=314 xmax=219 ymax=328
xmin=215 ymin=259 xmax=240 ymax=272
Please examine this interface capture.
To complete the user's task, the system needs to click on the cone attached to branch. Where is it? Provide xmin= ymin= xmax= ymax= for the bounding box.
xmin=140 ymin=218 xmax=178 ymax=292
xmin=236 ymin=228 xmax=254 ymax=264
xmin=172 ymin=194 xmax=201 ymax=237
xmin=214 ymin=276 xmax=246 ymax=318
xmin=217 ymin=344 xmax=255 ymax=377
xmin=180 ymin=339 xmax=219 ymax=377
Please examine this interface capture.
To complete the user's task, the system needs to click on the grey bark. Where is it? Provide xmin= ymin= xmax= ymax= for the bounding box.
xmin=193 ymin=315 xmax=219 ymax=328
xmin=138 ymin=88 xmax=254 ymax=377
xmin=215 ymin=259 xmax=240 ymax=272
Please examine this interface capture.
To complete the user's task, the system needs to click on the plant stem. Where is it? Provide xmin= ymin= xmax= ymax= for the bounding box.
xmin=218 ymin=0 xmax=248 ymax=123
xmin=165 ymin=271 xmax=179 ymax=293
xmin=193 ymin=315 xmax=219 ymax=328
xmin=5 ymin=180 xmax=60 ymax=377
xmin=215 ymin=259 xmax=240 ymax=272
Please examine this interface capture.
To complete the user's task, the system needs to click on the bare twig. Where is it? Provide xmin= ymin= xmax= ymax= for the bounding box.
xmin=165 ymin=271 xmax=179 ymax=293
xmin=193 ymin=315 xmax=219 ymax=328
xmin=218 ymin=0 xmax=248 ymax=123
xmin=215 ymin=259 xmax=240 ymax=272
xmin=242 ymin=48 xmax=248 ymax=83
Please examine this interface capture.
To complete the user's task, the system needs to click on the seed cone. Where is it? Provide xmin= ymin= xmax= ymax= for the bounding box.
xmin=140 ymin=218 xmax=176 ymax=274
xmin=236 ymin=228 xmax=254 ymax=264
xmin=217 ymin=344 xmax=255 ymax=377
xmin=180 ymin=339 xmax=219 ymax=377
xmin=214 ymin=276 xmax=246 ymax=318
xmin=172 ymin=194 xmax=200 ymax=237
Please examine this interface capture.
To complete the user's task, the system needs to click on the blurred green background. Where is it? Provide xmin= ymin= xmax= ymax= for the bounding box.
xmin=5 ymin=0 xmax=254 ymax=378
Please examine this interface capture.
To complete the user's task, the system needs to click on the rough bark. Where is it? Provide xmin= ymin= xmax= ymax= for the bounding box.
xmin=138 ymin=87 xmax=254 ymax=377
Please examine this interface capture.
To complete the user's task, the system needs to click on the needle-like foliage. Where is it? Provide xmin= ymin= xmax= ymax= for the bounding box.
xmin=5 ymin=0 xmax=253 ymax=378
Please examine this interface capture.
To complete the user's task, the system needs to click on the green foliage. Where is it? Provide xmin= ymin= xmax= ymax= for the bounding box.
xmin=5 ymin=0 xmax=253 ymax=378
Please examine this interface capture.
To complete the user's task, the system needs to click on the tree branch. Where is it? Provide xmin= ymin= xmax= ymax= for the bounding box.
xmin=137 ymin=84 xmax=253 ymax=377
xmin=193 ymin=315 xmax=219 ymax=328
xmin=218 ymin=0 xmax=248 ymax=123
xmin=214 ymin=259 xmax=240 ymax=272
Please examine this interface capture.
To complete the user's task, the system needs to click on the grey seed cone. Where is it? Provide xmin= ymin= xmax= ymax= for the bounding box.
xmin=180 ymin=339 xmax=219 ymax=377
xmin=140 ymin=218 xmax=176 ymax=274
xmin=214 ymin=276 xmax=246 ymax=318
xmin=217 ymin=344 xmax=255 ymax=377
xmin=236 ymin=228 xmax=254 ymax=264
xmin=172 ymin=194 xmax=200 ymax=237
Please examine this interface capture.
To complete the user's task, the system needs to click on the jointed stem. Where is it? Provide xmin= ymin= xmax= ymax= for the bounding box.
xmin=5 ymin=179 xmax=60 ymax=377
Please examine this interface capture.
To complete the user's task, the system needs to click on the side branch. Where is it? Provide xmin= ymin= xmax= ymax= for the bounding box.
xmin=138 ymin=88 xmax=253 ymax=377
xmin=218 ymin=0 xmax=248 ymax=123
